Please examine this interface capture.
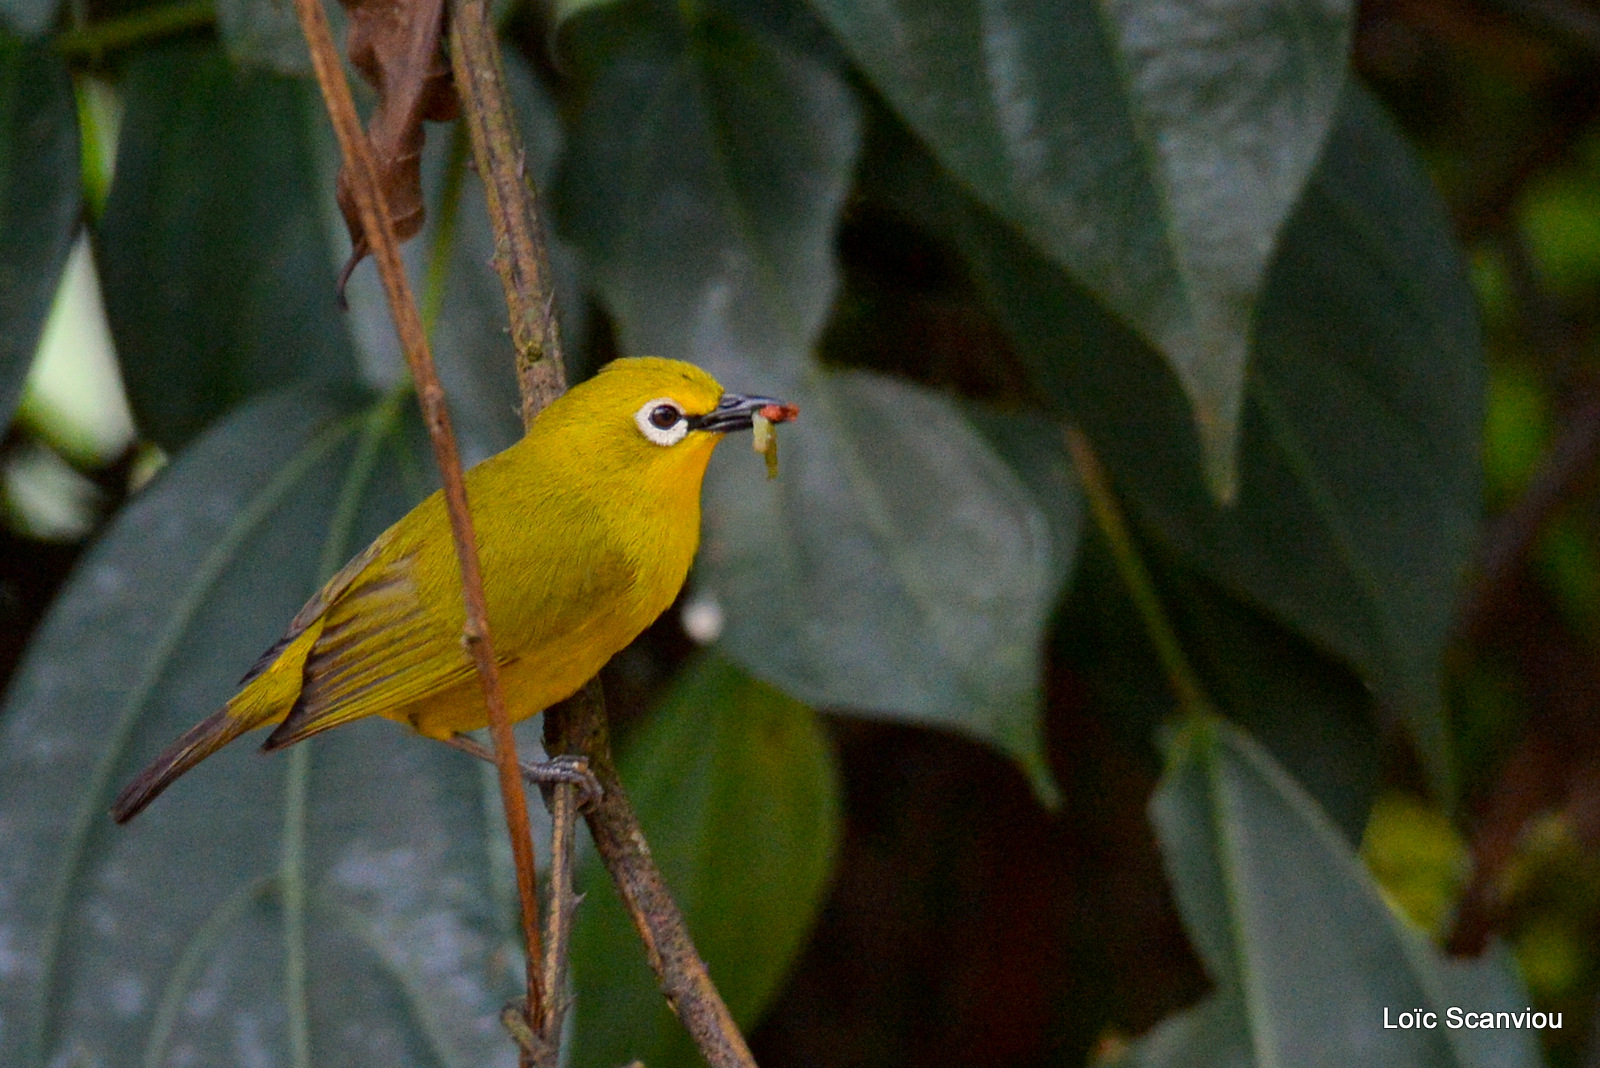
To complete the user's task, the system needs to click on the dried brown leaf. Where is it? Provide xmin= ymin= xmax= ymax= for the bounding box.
xmin=334 ymin=0 xmax=459 ymax=296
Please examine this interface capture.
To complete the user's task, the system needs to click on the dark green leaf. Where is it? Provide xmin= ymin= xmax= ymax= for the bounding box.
xmin=808 ymin=0 xmax=1352 ymax=496
xmin=553 ymin=0 xmax=617 ymax=26
xmin=214 ymin=0 xmax=333 ymax=74
xmin=0 ymin=36 xmax=79 ymax=434
xmin=555 ymin=0 xmax=858 ymax=393
xmin=0 ymin=387 xmax=518 ymax=1068
xmin=946 ymin=87 xmax=1480 ymax=794
xmin=570 ymin=653 xmax=840 ymax=1068
xmin=1058 ymin=534 xmax=1379 ymax=844
xmin=1174 ymin=576 xmax=1380 ymax=844
xmin=99 ymin=45 xmax=359 ymax=449
xmin=700 ymin=372 xmax=1065 ymax=801
xmin=0 ymin=0 xmax=58 ymax=37
xmin=962 ymin=402 xmax=1085 ymax=578
xmin=1102 ymin=717 xmax=1539 ymax=1068
xmin=556 ymin=2 xmax=1066 ymax=796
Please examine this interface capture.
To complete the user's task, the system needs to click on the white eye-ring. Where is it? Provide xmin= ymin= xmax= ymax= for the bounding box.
xmin=634 ymin=398 xmax=689 ymax=446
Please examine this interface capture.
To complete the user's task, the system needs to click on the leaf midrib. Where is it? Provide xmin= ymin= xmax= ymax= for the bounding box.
xmin=29 ymin=407 xmax=359 ymax=1068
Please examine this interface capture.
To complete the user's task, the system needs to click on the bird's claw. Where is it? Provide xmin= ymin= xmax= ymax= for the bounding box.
xmin=521 ymin=753 xmax=603 ymax=808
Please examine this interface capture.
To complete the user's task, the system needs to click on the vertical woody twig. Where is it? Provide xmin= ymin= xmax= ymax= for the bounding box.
xmin=445 ymin=0 xmax=566 ymax=419
xmin=444 ymin=4 xmax=759 ymax=1066
xmin=553 ymin=682 xmax=759 ymax=1068
xmin=291 ymin=2 xmax=550 ymax=1062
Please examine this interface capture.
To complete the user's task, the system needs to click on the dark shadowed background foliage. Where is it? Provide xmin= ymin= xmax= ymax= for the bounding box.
xmin=0 ymin=0 xmax=1596 ymax=1065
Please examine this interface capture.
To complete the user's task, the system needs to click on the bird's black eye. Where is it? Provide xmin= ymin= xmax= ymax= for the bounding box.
xmin=649 ymin=404 xmax=682 ymax=430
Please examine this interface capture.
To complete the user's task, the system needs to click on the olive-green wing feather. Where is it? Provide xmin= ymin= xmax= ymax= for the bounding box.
xmin=262 ymin=546 xmax=474 ymax=749
xmin=237 ymin=534 xmax=393 ymax=687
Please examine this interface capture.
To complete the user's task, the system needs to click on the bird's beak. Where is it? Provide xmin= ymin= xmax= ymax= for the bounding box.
xmin=687 ymin=393 xmax=798 ymax=433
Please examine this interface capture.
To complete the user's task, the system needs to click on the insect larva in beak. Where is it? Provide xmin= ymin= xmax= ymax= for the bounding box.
xmin=751 ymin=412 xmax=778 ymax=479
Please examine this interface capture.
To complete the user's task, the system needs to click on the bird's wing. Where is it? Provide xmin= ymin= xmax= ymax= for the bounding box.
xmin=263 ymin=545 xmax=474 ymax=749
xmin=237 ymin=533 xmax=395 ymax=687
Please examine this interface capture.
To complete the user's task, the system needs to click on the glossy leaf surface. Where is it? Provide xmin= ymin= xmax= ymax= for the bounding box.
xmin=810 ymin=0 xmax=1353 ymax=495
xmin=0 ymin=388 xmax=519 ymax=1068
xmin=557 ymin=1 xmax=857 ymax=395
xmin=0 ymin=0 xmax=58 ymax=36
xmin=1102 ymin=717 xmax=1539 ymax=1068
xmin=0 ymin=36 xmax=79 ymax=433
xmin=99 ymin=45 xmax=358 ymax=449
xmin=1059 ymin=536 xmax=1379 ymax=844
xmin=569 ymin=654 xmax=841 ymax=1068
xmin=556 ymin=1 xmax=1067 ymax=795
xmin=948 ymin=88 xmax=1480 ymax=792
xmin=214 ymin=0 xmax=319 ymax=74
xmin=700 ymin=372 xmax=1064 ymax=799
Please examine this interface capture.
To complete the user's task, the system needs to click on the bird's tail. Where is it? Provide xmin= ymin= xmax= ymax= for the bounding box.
xmin=111 ymin=619 xmax=323 ymax=823
xmin=110 ymin=710 xmax=255 ymax=823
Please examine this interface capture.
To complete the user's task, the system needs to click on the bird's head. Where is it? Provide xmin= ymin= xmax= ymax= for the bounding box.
xmin=550 ymin=357 xmax=796 ymax=483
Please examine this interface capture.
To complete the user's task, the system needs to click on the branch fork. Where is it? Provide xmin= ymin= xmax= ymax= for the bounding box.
xmin=293 ymin=0 xmax=757 ymax=1065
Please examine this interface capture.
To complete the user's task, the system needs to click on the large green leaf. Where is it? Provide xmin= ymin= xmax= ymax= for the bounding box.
xmin=556 ymin=0 xmax=856 ymax=394
xmin=99 ymin=45 xmax=359 ymax=449
xmin=0 ymin=0 xmax=58 ymax=37
xmin=1102 ymin=717 xmax=1540 ymax=1068
xmin=555 ymin=0 xmax=1067 ymax=797
xmin=808 ymin=0 xmax=1352 ymax=497
xmin=215 ymin=0 xmax=320 ymax=75
xmin=1058 ymin=534 xmax=1379 ymax=844
xmin=700 ymin=372 xmax=1065 ymax=800
xmin=0 ymin=388 xmax=521 ymax=1068
xmin=569 ymin=653 xmax=841 ymax=1068
xmin=0 ymin=36 xmax=79 ymax=434
xmin=962 ymin=402 xmax=1085 ymax=571
xmin=943 ymin=87 xmax=1481 ymax=794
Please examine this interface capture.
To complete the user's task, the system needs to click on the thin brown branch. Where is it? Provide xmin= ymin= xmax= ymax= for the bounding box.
xmin=540 ymin=762 xmax=580 ymax=1038
xmin=1457 ymin=230 xmax=1600 ymax=645
xmin=1460 ymin=392 xmax=1600 ymax=643
xmin=293 ymin=0 xmax=548 ymax=1044
xmin=446 ymin=0 xmax=567 ymax=419
xmin=442 ymin=6 xmax=758 ymax=1064
xmin=546 ymin=684 xmax=760 ymax=1068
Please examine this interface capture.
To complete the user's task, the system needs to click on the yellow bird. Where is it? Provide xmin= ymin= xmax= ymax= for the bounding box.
xmin=112 ymin=357 xmax=794 ymax=823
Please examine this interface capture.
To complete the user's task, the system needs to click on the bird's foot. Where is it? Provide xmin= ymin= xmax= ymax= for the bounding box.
xmin=439 ymin=734 xmax=604 ymax=808
xmin=521 ymin=753 xmax=603 ymax=807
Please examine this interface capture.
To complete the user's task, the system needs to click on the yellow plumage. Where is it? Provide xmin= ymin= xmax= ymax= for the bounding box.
xmin=112 ymin=357 xmax=788 ymax=822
